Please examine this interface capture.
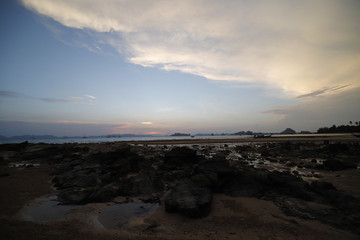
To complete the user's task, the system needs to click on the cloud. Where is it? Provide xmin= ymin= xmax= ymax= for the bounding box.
xmin=85 ymin=94 xmax=96 ymax=100
xmin=0 ymin=90 xmax=96 ymax=104
xmin=263 ymin=87 xmax=360 ymax=131
xmin=0 ymin=90 xmax=29 ymax=98
xmin=22 ymin=0 xmax=360 ymax=97
xmin=68 ymin=95 xmax=83 ymax=100
xmin=141 ymin=121 xmax=153 ymax=125
xmin=296 ymin=85 xmax=351 ymax=99
xmin=40 ymin=98 xmax=71 ymax=103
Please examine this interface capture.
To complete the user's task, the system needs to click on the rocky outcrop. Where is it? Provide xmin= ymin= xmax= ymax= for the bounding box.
xmin=10 ymin=142 xmax=357 ymax=233
xmin=322 ymin=158 xmax=357 ymax=171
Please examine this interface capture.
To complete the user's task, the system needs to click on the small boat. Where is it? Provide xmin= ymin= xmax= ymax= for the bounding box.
xmin=352 ymin=133 xmax=360 ymax=138
xmin=254 ymin=134 xmax=272 ymax=138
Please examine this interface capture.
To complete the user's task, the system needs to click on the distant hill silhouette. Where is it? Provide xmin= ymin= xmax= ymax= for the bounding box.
xmin=280 ymin=128 xmax=296 ymax=134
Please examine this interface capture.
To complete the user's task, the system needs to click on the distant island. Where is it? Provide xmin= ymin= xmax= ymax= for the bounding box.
xmin=280 ymin=128 xmax=296 ymax=134
xmin=171 ymin=133 xmax=191 ymax=136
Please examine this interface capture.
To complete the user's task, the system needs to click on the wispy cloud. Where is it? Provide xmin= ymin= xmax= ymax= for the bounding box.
xmin=85 ymin=94 xmax=96 ymax=100
xmin=22 ymin=0 xmax=360 ymax=97
xmin=40 ymin=98 xmax=71 ymax=103
xmin=296 ymin=85 xmax=350 ymax=99
xmin=0 ymin=90 xmax=29 ymax=98
xmin=0 ymin=90 xmax=96 ymax=105
xmin=263 ymin=87 xmax=360 ymax=131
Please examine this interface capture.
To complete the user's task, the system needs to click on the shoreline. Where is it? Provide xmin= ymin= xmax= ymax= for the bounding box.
xmin=120 ymin=135 xmax=360 ymax=145
xmin=1 ymin=133 xmax=359 ymax=145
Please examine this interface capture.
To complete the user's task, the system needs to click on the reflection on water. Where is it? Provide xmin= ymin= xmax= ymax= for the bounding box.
xmin=19 ymin=196 xmax=80 ymax=222
xmin=19 ymin=196 xmax=158 ymax=229
xmin=98 ymin=201 xmax=158 ymax=229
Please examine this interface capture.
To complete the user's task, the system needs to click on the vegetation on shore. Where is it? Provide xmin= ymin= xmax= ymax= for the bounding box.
xmin=317 ymin=121 xmax=360 ymax=133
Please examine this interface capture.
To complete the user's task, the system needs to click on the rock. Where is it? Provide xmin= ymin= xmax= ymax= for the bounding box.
xmin=163 ymin=180 xmax=212 ymax=218
xmin=193 ymin=159 xmax=233 ymax=191
xmin=53 ymin=169 xmax=100 ymax=189
xmin=118 ymin=170 xmax=164 ymax=196
xmin=222 ymin=169 xmax=267 ymax=198
xmin=0 ymin=141 xmax=28 ymax=151
xmin=222 ymin=168 xmax=317 ymax=201
xmin=88 ymin=183 xmax=119 ymax=203
xmin=323 ymin=159 xmax=357 ymax=171
xmin=164 ymin=147 xmax=202 ymax=167
xmin=285 ymin=161 xmax=296 ymax=167
xmin=274 ymin=196 xmax=360 ymax=235
xmin=58 ymin=187 xmax=94 ymax=204
xmin=310 ymin=181 xmax=360 ymax=213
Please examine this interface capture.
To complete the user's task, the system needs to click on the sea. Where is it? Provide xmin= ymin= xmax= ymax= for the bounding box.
xmin=0 ymin=133 xmax=350 ymax=145
xmin=0 ymin=134 xmax=253 ymax=144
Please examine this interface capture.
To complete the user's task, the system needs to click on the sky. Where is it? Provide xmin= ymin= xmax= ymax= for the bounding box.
xmin=0 ymin=0 xmax=359 ymax=137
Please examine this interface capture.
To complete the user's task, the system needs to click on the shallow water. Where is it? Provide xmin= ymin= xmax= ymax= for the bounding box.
xmin=19 ymin=196 xmax=80 ymax=222
xmin=98 ymin=201 xmax=158 ymax=229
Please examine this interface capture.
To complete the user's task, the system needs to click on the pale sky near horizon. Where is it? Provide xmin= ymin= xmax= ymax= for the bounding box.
xmin=1 ymin=0 xmax=360 ymax=137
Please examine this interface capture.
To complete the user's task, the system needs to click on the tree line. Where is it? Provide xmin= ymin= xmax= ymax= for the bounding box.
xmin=317 ymin=121 xmax=360 ymax=133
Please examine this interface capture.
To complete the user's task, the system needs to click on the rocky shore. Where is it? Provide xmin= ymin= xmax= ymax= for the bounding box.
xmin=1 ymin=139 xmax=360 ymax=240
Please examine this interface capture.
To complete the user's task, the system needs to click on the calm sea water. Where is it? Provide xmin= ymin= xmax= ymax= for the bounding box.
xmin=0 ymin=133 xmax=350 ymax=144
xmin=0 ymin=135 xmax=253 ymax=144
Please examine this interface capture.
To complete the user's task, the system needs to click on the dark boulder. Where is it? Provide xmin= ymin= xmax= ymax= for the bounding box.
xmin=93 ymin=147 xmax=147 ymax=174
xmin=163 ymin=180 xmax=212 ymax=218
xmin=193 ymin=159 xmax=233 ymax=191
xmin=118 ymin=170 xmax=164 ymax=196
xmin=222 ymin=169 xmax=316 ymax=201
xmin=164 ymin=147 xmax=202 ymax=167
xmin=322 ymin=159 xmax=357 ymax=171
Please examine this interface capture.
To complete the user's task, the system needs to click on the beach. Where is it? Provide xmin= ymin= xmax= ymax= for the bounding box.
xmin=1 ymin=136 xmax=359 ymax=240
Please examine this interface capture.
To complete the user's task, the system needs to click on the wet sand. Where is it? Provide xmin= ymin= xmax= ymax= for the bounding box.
xmin=0 ymin=136 xmax=359 ymax=240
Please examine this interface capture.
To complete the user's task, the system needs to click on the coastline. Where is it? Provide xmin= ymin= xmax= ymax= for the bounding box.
xmin=121 ymin=134 xmax=360 ymax=145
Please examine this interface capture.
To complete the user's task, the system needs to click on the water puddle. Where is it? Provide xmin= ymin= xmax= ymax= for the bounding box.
xmin=98 ymin=201 xmax=158 ymax=229
xmin=19 ymin=196 xmax=80 ymax=222
xmin=9 ymin=162 xmax=41 ymax=168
